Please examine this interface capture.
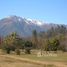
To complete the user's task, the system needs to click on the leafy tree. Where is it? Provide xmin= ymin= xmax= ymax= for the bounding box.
xmin=2 ymin=35 xmax=14 ymax=54
xmin=0 ymin=36 xmax=3 ymax=48
xmin=2 ymin=32 xmax=23 ymax=54
xmin=15 ymin=48 xmax=20 ymax=55
xmin=14 ymin=37 xmax=25 ymax=55
xmin=50 ymin=38 xmax=60 ymax=51
xmin=32 ymin=30 xmax=38 ymax=48
xmin=2 ymin=44 xmax=11 ymax=54
xmin=24 ymin=41 xmax=32 ymax=54
xmin=44 ymin=39 xmax=50 ymax=51
xmin=44 ymin=38 xmax=60 ymax=51
xmin=47 ymin=27 xmax=55 ymax=38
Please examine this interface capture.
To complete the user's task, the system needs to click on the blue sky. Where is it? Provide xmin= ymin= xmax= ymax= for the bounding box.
xmin=0 ymin=0 xmax=67 ymax=24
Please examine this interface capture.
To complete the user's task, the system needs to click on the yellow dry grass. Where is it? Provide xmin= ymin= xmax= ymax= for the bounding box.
xmin=0 ymin=55 xmax=42 ymax=67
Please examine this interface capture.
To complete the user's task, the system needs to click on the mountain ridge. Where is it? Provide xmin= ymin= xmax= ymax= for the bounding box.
xmin=0 ymin=15 xmax=65 ymax=37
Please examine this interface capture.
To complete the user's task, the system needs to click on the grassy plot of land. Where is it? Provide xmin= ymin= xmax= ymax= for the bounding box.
xmin=16 ymin=52 xmax=67 ymax=62
xmin=14 ymin=52 xmax=67 ymax=67
xmin=0 ymin=55 xmax=57 ymax=67
xmin=0 ymin=56 xmax=43 ymax=67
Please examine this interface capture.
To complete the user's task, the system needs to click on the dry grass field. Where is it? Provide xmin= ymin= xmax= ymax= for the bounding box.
xmin=0 ymin=55 xmax=43 ymax=67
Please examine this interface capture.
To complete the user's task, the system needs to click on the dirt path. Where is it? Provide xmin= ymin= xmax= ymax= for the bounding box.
xmin=0 ymin=55 xmax=67 ymax=67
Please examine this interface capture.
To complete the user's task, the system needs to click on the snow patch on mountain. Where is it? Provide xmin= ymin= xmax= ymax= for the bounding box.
xmin=18 ymin=18 xmax=22 ymax=21
xmin=32 ymin=20 xmax=43 ymax=25
xmin=27 ymin=18 xmax=43 ymax=26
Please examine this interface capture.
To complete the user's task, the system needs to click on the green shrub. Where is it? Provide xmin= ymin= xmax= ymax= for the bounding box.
xmin=15 ymin=49 xmax=20 ymax=55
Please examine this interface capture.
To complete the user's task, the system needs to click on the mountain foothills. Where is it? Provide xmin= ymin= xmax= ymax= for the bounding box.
xmin=0 ymin=15 xmax=60 ymax=37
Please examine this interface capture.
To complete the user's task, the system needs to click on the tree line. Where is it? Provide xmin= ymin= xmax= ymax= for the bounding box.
xmin=0 ymin=25 xmax=67 ymax=55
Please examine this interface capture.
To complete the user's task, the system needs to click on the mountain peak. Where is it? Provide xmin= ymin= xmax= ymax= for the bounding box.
xmin=5 ymin=16 xmax=44 ymax=26
xmin=6 ymin=15 xmax=22 ymax=20
xmin=0 ymin=15 xmax=45 ymax=37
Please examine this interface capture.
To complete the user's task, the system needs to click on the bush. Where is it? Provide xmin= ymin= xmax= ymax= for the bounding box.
xmin=45 ymin=38 xmax=60 ymax=51
xmin=15 ymin=49 xmax=20 ymax=55
xmin=58 ymin=45 xmax=67 ymax=52
xmin=25 ymin=48 xmax=31 ymax=54
xmin=2 ymin=45 xmax=11 ymax=54
xmin=24 ymin=41 xmax=32 ymax=54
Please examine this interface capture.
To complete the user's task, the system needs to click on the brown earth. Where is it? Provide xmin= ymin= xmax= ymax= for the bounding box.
xmin=0 ymin=55 xmax=67 ymax=67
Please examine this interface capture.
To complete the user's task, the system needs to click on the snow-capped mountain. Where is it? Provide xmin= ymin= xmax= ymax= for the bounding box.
xmin=0 ymin=16 xmax=57 ymax=37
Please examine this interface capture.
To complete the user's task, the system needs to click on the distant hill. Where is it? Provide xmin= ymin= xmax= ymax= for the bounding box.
xmin=0 ymin=15 xmax=65 ymax=37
